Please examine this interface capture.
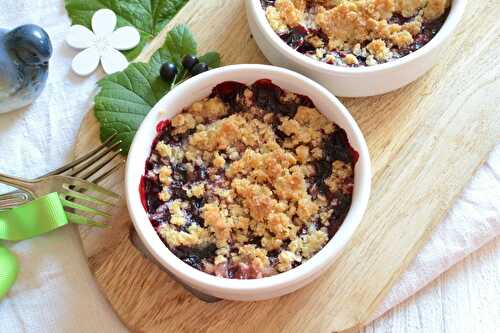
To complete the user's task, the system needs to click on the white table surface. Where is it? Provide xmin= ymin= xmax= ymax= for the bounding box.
xmin=0 ymin=1 xmax=498 ymax=332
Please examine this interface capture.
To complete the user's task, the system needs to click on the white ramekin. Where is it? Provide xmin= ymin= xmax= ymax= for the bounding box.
xmin=245 ymin=0 xmax=467 ymax=97
xmin=126 ymin=64 xmax=371 ymax=301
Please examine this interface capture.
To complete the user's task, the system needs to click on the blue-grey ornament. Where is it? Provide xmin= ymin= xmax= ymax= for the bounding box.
xmin=0 ymin=24 xmax=52 ymax=114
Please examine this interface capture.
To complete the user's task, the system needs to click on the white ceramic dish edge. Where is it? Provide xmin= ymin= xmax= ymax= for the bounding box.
xmin=245 ymin=0 xmax=467 ymax=97
xmin=126 ymin=64 xmax=371 ymax=301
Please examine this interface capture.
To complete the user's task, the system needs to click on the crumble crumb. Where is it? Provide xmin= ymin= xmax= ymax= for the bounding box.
xmin=424 ymin=0 xmax=450 ymax=20
xmin=325 ymin=160 xmax=354 ymax=194
xmin=213 ymin=153 xmax=226 ymax=169
xmin=300 ymin=228 xmax=329 ymax=258
xmin=266 ymin=6 xmax=288 ymax=33
xmin=366 ymin=54 xmax=378 ymax=66
xmin=188 ymin=96 xmax=228 ymax=122
xmin=295 ymin=145 xmax=310 ymax=163
xmin=275 ymin=0 xmax=304 ymax=27
xmin=155 ymin=141 xmax=171 ymax=158
xmin=159 ymin=189 xmax=171 ymax=202
xmin=189 ymin=183 xmax=205 ymax=198
xmin=159 ymin=166 xmax=172 ymax=184
xmin=344 ymin=53 xmax=359 ymax=65
xmin=390 ymin=30 xmax=414 ymax=48
xmin=366 ymin=39 xmax=392 ymax=61
xmin=171 ymin=113 xmax=197 ymax=135
xmin=277 ymin=250 xmax=301 ymax=272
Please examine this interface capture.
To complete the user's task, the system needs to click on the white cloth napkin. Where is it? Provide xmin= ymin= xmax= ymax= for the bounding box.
xmin=0 ymin=1 xmax=126 ymax=332
xmin=0 ymin=1 xmax=498 ymax=332
xmin=371 ymin=144 xmax=500 ymax=320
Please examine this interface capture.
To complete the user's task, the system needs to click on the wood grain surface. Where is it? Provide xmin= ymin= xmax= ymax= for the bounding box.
xmin=74 ymin=0 xmax=500 ymax=332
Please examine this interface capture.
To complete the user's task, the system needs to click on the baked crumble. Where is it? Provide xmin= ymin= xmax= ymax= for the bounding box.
xmin=262 ymin=0 xmax=450 ymax=67
xmin=141 ymin=80 xmax=359 ymax=279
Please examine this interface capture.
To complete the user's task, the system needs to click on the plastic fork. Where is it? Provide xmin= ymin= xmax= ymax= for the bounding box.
xmin=0 ymin=134 xmax=123 ymax=209
xmin=0 ymin=174 xmax=119 ymax=227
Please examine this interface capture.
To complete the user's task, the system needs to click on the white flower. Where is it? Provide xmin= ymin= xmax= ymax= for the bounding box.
xmin=66 ymin=9 xmax=140 ymax=76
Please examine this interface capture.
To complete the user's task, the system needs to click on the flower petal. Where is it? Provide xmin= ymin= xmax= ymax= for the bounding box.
xmin=110 ymin=26 xmax=141 ymax=50
xmin=92 ymin=8 xmax=116 ymax=37
xmin=66 ymin=25 xmax=96 ymax=49
xmin=71 ymin=47 xmax=101 ymax=76
xmin=101 ymin=48 xmax=128 ymax=74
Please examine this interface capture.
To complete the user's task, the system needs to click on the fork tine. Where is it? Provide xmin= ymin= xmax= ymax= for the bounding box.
xmin=64 ymin=211 xmax=108 ymax=228
xmin=69 ymin=140 xmax=122 ymax=178
xmin=46 ymin=133 xmax=118 ymax=177
xmin=0 ymin=192 xmax=30 ymax=209
xmin=63 ymin=178 xmax=120 ymax=199
xmin=0 ymin=200 xmax=26 ymax=210
xmin=62 ymin=185 xmax=115 ymax=207
xmin=60 ymin=197 xmax=112 ymax=218
xmin=0 ymin=136 xmax=119 ymax=200
xmin=79 ymin=149 xmax=123 ymax=181
xmin=92 ymin=160 xmax=124 ymax=184
xmin=0 ymin=192 xmax=30 ymax=201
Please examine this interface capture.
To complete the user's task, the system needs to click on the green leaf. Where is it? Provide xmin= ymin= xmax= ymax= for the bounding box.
xmin=199 ymin=52 xmax=221 ymax=68
xmin=64 ymin=0 xmax=189 ymax=60
xmin=94 ymin=25 xmax=221 ymax=154
xmin=151 ymin=24 xmax=197 ymax=67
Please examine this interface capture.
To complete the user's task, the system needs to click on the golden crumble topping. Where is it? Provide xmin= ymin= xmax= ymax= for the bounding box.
xmin=142 ymin=80 xmax=358 ymax=279
xmin=266 ymin=6 xmax=289 ymax=33
xmin=262 ymin=0 xmax=450 ymax=67
xmin=275 ymin=0 xmax=304 ymax=27
xmin=423 ymin=0 xmax=451 ymax=20
xmin=325 ymin=160 xmax=354 ymax=193
xmin=366 ymin=39 xmax=392 ymax=61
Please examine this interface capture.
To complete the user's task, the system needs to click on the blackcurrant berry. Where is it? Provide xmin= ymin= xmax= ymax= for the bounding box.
xmin=182 ymin=54 xmax=199 ymax=71
xmin=191 ymin=62 xmax=209 ymax=76
xmin=160 ymin=62 xmax=178 ymax=81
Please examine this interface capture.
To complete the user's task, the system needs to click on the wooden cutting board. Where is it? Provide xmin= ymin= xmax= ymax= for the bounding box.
xmin=74 ymin=1 xmax=500 ymax=332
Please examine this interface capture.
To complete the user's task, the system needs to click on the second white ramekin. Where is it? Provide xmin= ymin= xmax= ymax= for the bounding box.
xmin=245 ymin=0 xmax=467 ymax=97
